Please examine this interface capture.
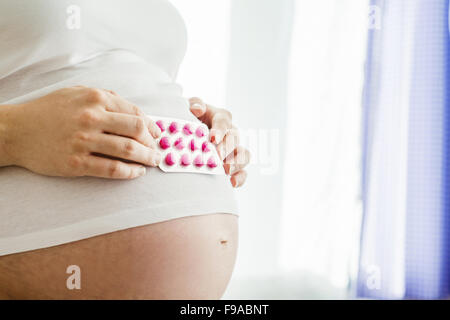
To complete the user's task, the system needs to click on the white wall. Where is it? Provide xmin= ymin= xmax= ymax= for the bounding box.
xmin=170 ymin=0 xmax=231 ymax=105
xmin=171 ymin=0 xmax=368 ymax=299
xmin=225 ymin=0 xmax=295 ymax=277
xmin=280 ymin=0 xmax=367 ymax=290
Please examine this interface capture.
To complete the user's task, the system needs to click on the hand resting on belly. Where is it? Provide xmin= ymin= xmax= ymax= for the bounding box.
xmin=0 ymin=86 xmax=162 ymax=179
xmin=0 ymin=86 xmax=250 ymax=187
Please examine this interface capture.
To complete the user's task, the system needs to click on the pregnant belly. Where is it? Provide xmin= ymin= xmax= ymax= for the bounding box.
xmin=0 ymin=213 xmax=238 ymax=299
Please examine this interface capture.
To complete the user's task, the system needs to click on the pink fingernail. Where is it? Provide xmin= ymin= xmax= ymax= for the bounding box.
xmin=210 ymin=129 xmax=223 ymax=144
xmin=231 ymin=176 xmax=237 ymax=188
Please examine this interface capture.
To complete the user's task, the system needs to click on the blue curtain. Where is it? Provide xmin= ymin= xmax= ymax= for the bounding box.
xmin=358 ymin=0 xmax=450 ymax=299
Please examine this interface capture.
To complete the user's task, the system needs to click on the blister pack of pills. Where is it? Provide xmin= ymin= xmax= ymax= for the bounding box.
xmin=147 ymin=115 xmax=225 ymax=175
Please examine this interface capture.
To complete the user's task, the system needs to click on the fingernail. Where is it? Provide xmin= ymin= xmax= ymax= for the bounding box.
xmin=190 ymin=103 xmax=204 ymax=117
xmin=148 ymin=122 xmax=161 ymax=138
xmin=191 ymin=103 xmax=203 ymax=109
xmin=231 ymin=176 xmax=237 ymax=188
xmin=138 ymin=167 xmax=146 ymax=176
xmin=224 ymin=164 xmax=234 ymax=175
xmin=210 ymin=129 xmax=224 ymax=144
xmin=154 ymin=153 xmax=162 ymax=165
xmin=155 ymin=127 xmax=162 ymax=138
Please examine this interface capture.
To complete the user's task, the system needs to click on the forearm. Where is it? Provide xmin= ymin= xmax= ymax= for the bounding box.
xmin=0 ymin=104 xmax=19 ymax=167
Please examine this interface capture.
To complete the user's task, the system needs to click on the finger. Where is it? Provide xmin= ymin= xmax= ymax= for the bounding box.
xmin=101 ymin=112 xmax=157 ymax=148
xmin=230 ymin=170 xmax=247 ymax=188
xmin=83 ymin=155 xmax=147 ymax=180
xmin=216 ymin=129 xmax=240 ymax=160
xmin=145 ymin=116 xmax=163 ymax=139
xmin=102 ymin=89 xmax=118 ymax=96
xmin=103 ymin=92 xmax=144 ymax=116
xmin=90 ymin=134 xmax=161 ymax=167
xmin=103 ymin=94 xmax=161 ymax=138
xmin=189 ymin=97 xmax=207 ymax=118
xmin=210 ymin=109 xmax=232 ymax=144
xmin=189 ymin=97 xmax=233 ymax=144
xmin=223 ymin=146 xmax=251 ymax=175
xmin=189 ymin=101 xmax=230 ymax=127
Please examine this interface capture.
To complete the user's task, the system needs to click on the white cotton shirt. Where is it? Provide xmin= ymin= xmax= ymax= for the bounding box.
xmin=0 ymin=0 xmax=238 ymax=256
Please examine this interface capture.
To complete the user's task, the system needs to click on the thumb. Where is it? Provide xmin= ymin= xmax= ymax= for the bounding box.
xmin=189 ymin=97 xmax=207 ymax=118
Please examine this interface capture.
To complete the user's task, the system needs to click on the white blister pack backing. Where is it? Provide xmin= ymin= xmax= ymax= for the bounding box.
xmin=147 ymin=115 xmax=225 ymax=175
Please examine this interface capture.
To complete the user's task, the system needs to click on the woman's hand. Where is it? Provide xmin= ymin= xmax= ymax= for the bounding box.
xmin=189 ymin=97 xmax=250 ymax=188
xmin=3 ymin=86 xmax=162 ymax=179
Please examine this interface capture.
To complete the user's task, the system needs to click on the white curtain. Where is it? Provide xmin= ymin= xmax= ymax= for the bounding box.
xmin=358 ymin=0 xmax=450 ymax=300
xmin=171 ymin=0 xmax=369 ymax=298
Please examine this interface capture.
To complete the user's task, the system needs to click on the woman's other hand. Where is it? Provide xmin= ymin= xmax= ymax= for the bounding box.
xmin=189 ymin=97 xmax=250 ymax=188
xmin=4 ymin=86 xmax=162 ymax=179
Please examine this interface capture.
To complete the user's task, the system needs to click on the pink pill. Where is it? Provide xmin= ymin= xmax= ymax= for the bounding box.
xmin=156 ymin=120 xmax=165 ymax=132
xmin=193 ymin=155 xmax=204 ymax=167
xmin=169 ymin=122 xmax=179 ymax=134
xmin=159 ymin=137 xmax=170 ymax=150
xmin=207 ymin=156 xmax=218 ymax=168
xmin=195 ymin=126 xmax=206 ymax=138
xmin=202 ymin=141 xmax=211 ymax=153
xmin=183 ymin=124 xmax=193 ymax=135
xmin=190 ymin=139 xmax=199 ymax=151
xmin=180 ymin=154 xmax=191 ymax=167
xmin=174 ymin=137 xmax=185 ymax=150
xmin=165 ymin=153 xmax=176 ymax=166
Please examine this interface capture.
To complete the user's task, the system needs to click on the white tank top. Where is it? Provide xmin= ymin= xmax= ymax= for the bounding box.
xmin=0 ymin=0 xmax=237 ymax=256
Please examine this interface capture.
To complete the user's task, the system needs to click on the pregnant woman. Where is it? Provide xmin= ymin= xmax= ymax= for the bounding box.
xmin=0 ymin=0 xmax=250 ymax=299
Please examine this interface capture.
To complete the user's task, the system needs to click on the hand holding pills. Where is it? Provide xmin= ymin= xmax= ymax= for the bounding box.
xmin=188 ymin=97 xmax=251 ymax=188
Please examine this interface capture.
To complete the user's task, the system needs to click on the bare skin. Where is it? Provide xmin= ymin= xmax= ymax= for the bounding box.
xmin=0 ymin=214 xmax=238 ymax=300
xmin=0 ymin=87 xmax=249 ymax=299
xmin=188 ymin=97 xmax=250 ymax=187
xmin=0 ymin=86 xmax=163 ymax=179
xmin=0 ymin=87 xmax=250 ymax=185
